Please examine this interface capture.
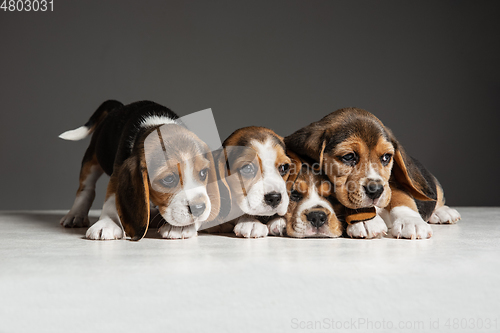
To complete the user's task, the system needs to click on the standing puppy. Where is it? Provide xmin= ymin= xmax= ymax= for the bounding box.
xmin=214 ymin=127 xmax=291 ymax=238
xmin=285 ymin=108 xmax=461 ymax=239
xmin=59 ymin=100 xmax=221 ymax=241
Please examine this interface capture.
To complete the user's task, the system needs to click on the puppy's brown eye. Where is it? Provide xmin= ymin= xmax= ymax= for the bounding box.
xmin=199 ymin=168 xmax=208 ymax=181
xmin=160 ymin=174 xmax=179 ymax=188
xmin=290 ymin=190 xmax=303 ymax=202
xmin=340 ymin=153 xmax=358 ymax=166
xmin=380 ymin=153 xmax=392 ymax=166
xmin=278 ymin=163 xmax=290 ymax=176
xmin=239 ymin=163 xmax=256 ymax=177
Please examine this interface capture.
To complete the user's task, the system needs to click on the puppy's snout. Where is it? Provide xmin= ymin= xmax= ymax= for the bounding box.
xmin=364 ymin=183 xmax=384 ymax=200
xmin=306 ymin=211 xmax=327 ymax=228
xmin=188 ymin=203 xmax=206 ymax=217
xmin=264 ymin=192 xmax=282 ymax=208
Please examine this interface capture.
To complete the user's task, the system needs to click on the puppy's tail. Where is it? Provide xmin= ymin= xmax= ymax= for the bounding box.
xmin=59 ymin=100 xmax=123 ymax=141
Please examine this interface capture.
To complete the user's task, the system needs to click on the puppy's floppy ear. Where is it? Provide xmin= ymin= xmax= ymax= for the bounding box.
xmin=388 ymin=130 xmax=436 ymax=202
xmin=115 ymin=154 xmax=150 ymax=241
xmin=285 ymin=127 xmax=331 ymax=170
xmin=285 ymin=149 xmax=303 ymax=192
xmin=205 ymin=150 xmax=221 ymax=221
xmin=213 ymin=147 xmax=232 ymax=221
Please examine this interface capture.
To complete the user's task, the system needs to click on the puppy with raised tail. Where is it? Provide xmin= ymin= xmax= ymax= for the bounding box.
xmin=213 ymin=127 xmax=291 ymax=238
xmin=59 ymin=100 xmax=221 ymax=241
xmin=285 ymin=108 xmax=461 ymax=240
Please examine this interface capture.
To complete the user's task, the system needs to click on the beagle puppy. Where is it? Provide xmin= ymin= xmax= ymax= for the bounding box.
xmin=268 ymin=151 xmax=343 ymax=238
xmin=285 ymin=107 xmax=461 ymax=240
xmin=59 ymin=100 xmax=221 ymax=241
xmin=213 ymin=126 xmax=291 ymax=238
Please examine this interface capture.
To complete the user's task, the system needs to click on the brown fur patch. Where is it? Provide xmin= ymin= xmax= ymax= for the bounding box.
xmin=387 ymin=186 xmax=419 ymax=212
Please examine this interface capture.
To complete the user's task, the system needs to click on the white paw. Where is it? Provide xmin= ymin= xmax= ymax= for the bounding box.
xmin=428 ymin=206 xmax=461 ymax=224
xmin=86 ymin=218 xmax=124 ymax=240
xmin=234 ymin=221 xmax=269 ymax=238
xmin=391 ymin=216 xmax=432 ymax=239
xmin=390 ymin=207 xmax=433 ymax=239
xmin=159 ymin=223 xmax=197 ymax=239
xmin=346 ymin=215 xmax=388 ymax=239
xmin=268 ymin=217 xmax=287 ymax=236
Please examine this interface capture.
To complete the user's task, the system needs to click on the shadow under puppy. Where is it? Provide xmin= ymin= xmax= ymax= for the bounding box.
xmin=59 ymin=100 xmax=221 ymax=241
xmin=285 ymin=107 xmax=461 ymax=240
xmin=210 ymin=126 xmax=291 ymax=238
xmin=268 ymin=151 xmax=343 ymax=238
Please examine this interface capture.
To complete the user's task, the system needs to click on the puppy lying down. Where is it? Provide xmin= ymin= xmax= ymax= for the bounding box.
xmin=204 ymin=126 xmax=292 ymax=238
xmin=285 ymin=107 xmax=461 ymax=239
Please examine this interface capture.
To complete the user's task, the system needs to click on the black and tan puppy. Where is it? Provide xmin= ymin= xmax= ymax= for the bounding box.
xmin=59 ymin=100 xmax=221 ymax=241
xmin=213 ymin=127 xmax=291 ymax=238
xmin=285 ymin=107 xmax=461 ymax=239
xmin=267 ymin=151 xmax=343 ymax=238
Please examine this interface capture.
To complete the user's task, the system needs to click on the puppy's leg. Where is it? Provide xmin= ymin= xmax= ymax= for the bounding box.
xmin=233 ymin=215 xmax=269 ymax=238
xmin=159 ymin=222 xmax=198 ymax=239
xmin=428 ymin=184 xmax=461 ymax=224
xmin=60 ymin=152 xmax=103 ymax=228
xmin=86 ymin=178 xmax=125 ymax=240
xmin=267 ymin=216 xmax=287 ymax=236
xmin=388 ymin=188 xmax=433 ymax=239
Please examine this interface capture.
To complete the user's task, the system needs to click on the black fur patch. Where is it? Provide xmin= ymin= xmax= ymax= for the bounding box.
xmin=409 ymin=155 xmax=437 ymax=220
xmin=84 ymin=100 xmax=123 ymax=129
xmin=90 ymin=101 xmax=179 ymax=175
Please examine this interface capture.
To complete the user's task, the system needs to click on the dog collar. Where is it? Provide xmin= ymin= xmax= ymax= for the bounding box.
xmin=344 ymin=207 xmax=377 ymax=224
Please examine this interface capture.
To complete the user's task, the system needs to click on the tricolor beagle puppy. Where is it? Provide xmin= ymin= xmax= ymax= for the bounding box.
xmin=214 ymin=126 xmax=291 ymax=238
xmin=285 ymin=107 xmax=461 ymax=240
xmin=267 ymin=151 xmax=343 ymax=238
xmin=59 ymin=100 xmax=221 ymax=241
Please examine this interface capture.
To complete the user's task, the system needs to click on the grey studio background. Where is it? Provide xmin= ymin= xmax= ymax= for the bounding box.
xmin=1 ymin=1 xmax=499 ymax=210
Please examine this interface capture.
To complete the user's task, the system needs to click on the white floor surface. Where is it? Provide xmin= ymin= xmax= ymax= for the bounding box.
xmin=0 ymin=208 xmax=499 ymax=333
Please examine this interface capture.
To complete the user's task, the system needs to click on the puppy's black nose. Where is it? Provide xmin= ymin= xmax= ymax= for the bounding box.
xmin=306 ymin=211 xmax=327 ymax=228
xmin=188 ymin=203 xmax=206 ymax=217
xmin=364 ymin=184 xmax=384 ymax=200
xmin=264 ymin=192 xmax=282 ymax=208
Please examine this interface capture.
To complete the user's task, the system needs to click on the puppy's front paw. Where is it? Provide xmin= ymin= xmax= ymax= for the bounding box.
xmin=346 ymin=215 xmax=387 ymax=239
xmin=234 ymin=221 xmax=268 ymax=238
xmin=159 ymin=223 xmax=197 ymax=239
xmin=86 ymin=218 xmax=124 ymax=240
xmin=60 ymin=212 xmax=90 ymax=228
xmin=428 ymin=206 xmax=461 ymax=224
xmin=268 ymin=217 xmax=286 ymax=236
xmin=391 ymin=217 xmax=432 ymax=239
